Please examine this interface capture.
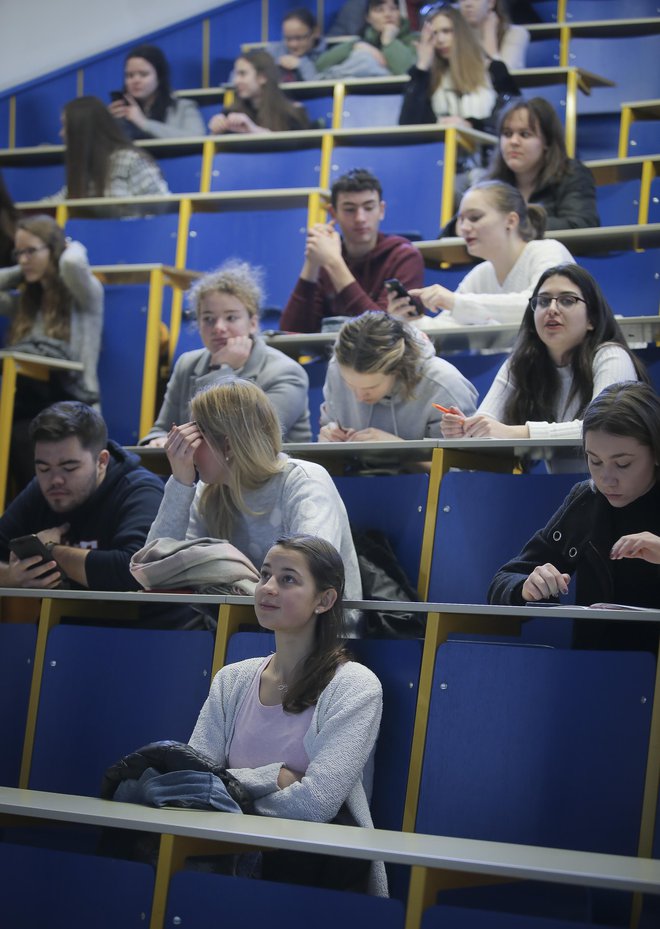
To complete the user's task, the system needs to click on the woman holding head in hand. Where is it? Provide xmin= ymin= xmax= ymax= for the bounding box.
xmin=319 ymin=311 xmax=477 ymax=443
xmin=458 ymin=0 xmax=529 ymax=70
xmin=440 ymin=264 xmax=647 ymax=442
xmin=188 ymin=533 xmax=387 ymax=894
xmin=147 ymin=379 xmax=362 ymax=601
xmin=489 ymin=382 xmax=660 ymax=650
xmin=140 ymin=261 xmax=311 ymax=445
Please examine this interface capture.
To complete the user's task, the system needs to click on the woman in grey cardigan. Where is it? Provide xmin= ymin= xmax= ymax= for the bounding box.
xmin=141 ymin=260 xmax=311 ymax=445
xmin=189 ymin=534 xmax=387 ymax=894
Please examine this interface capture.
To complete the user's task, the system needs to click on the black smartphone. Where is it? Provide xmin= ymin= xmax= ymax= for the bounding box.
xmin=384 ymin=279 xmax=425 ymax=316
xmin=110 ymin=90 xmax=128 ymax=104
xmin=9 ymin=534 xmax=53 ymax=564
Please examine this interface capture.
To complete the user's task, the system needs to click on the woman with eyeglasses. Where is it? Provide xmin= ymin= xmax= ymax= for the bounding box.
xmin=0 ymin=214 xmax=103 ymax=483
xmin=489 ymin=381 xmax=660 ymax=651
xmin=440 ymin=264 xmax=648 ymax=441
xmin=390 ymin=181 xmax=573 ymax=327
xmin=265 ymin=8 xmax=327 ymax=82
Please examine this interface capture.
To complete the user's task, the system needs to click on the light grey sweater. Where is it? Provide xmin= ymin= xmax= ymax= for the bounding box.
xmin=147 ymin=457 xmax=363 ymax=600
xmin=140 ymin=97 xmax=206 ymax=139
xmin=0 ymin=241 xmax=104 ymax=400
xmin=189 ymin=656 xmax=388 ymax=895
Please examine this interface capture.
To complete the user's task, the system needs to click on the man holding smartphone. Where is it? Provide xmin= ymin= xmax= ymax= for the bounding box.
xmin=0 ymin=402 xmax=164 ymax=592
xmin=280 ymin=168 xmax=425 ymax=333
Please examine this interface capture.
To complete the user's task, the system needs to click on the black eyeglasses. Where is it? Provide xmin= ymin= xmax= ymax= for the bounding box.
xmin=530 ymin=293 xmax=587 ymax=312
xmin=12 ymin=245 xmax=49 ymax=261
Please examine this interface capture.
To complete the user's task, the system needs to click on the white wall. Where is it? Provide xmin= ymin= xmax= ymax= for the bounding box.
xmin=0 ymin=0 xmax=231 ymax=92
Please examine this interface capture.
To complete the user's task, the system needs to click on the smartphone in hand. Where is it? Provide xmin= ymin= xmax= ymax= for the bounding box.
xmin=384 ymin=279 xmax=425 ymax=316
xmin=9 ymin=534 xmax=67 ymax=586
xmin=110 ymin=90 xmax=128 ymax=104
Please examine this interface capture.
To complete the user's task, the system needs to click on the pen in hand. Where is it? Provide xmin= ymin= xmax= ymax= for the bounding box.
xmin=432 ymin=403 xmax=464 ymax=417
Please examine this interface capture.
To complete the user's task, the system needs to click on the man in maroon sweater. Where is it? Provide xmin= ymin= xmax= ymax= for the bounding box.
xmin=280 ymin=168 xmax=425 ymax=333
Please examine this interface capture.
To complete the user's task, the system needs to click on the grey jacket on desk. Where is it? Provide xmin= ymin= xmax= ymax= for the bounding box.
xmin=320 ymin=333 xmax=478 ymax=437
xmin=140 ymin=97 xmax=206 ymax=139
xmin=0 ymin=241 xmax=104 ymax=402
xmin=189 ymin=656 xmax=388 ymax=895
xmin=141 ymin=338 xmax=312 ymax=444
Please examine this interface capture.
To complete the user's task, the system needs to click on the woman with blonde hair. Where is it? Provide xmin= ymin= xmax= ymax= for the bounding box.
xmin=399 ymin=4 xmax=518 ymax=132
xmin=319 ymin=310 xmax=477 ymax=442
xmin=147 ymin=379 xmax=362 ymax=599
xmin=458 ymin=0 xmax=529 ymax=70
xmin=141 ymin=260 xmax=311 ymax=445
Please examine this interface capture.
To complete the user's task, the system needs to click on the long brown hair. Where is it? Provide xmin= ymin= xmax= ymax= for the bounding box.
xmin=428 ymin=5 xmax=489 ymax=95
xmin=268 ymin=535 xmax=349 ymax=714
xmin=504 ymin=264 xmax=649 ymax=424
xmin=63 ymin=96 xmax=135 ymax=197
xmin=487 ymin=97 xmax=570 ymax=192
xmin=229 ymin=50 xmax=310 ymax=132
xmin=7 ymin=215 xmax=71 ymax=343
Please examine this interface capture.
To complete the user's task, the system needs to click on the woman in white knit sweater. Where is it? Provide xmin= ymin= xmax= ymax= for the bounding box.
xmin=440 ymin=263 xmax=648 ymax=441
xmin=392 ymin=181 xmax=573 ymax=328
xmin=189 ymin=534 xmax=387 ymax=895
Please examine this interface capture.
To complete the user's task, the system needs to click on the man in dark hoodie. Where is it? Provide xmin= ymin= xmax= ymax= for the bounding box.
xmin=0 ymin=401 xmax=163 ymax=592
xmin=280 ymin=168 xmax=425 ymax=333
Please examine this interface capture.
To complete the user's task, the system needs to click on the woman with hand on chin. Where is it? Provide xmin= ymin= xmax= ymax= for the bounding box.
xmin=140 ymin=261 xmax=311 ymax=445
xmin=489 ymin=382 xmax=660 ymax=650
xmin=188 ymin=534 xmax=387 ymax=894
xmin=147 ymin=379 xmax=362 ymax=601
xmin=208 ymin=49 xmax=311 ymax=136
xmin=458 ymin=0 xmax=529 ymax=70
xmin=319 ymin=311 xmax=477 ymax=443
xmin=108 ymin=44 xmax=204 ymax=140
xmin=440 ymin=264 xmax=647 ymax=441
xmin=391 ymin=181 xmax=573 ymax=328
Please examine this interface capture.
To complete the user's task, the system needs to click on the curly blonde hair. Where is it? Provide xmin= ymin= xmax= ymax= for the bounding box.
xmin=188 ymin=260 xmax=265 ymax=321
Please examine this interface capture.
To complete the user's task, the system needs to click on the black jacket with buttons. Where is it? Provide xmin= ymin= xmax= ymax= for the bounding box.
xmin=488 ymin=480 xmax=660 ymax=650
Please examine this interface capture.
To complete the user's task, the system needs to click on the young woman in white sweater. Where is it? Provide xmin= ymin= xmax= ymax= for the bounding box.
xmin=440 ymin=264 xmax=648 ymax=441
xmin=189 ymin=534 xmax=387 ymax=894
xmin=391 ymin=181 xmax=573 ymax=328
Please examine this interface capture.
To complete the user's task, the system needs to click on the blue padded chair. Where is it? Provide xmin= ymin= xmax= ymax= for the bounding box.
xmin=65 ymin=214 xmax=179 ymax=266
xmin=595 ymin=178 xmax=641 ymax=227
xmin=628 ymin=120 xmax=660 ymax=158
xmin=563 ymin=0 xmax=660 ymax=18
xmin=97 ymin=283 xmax=173 ymax=446
xmin=576 ymin=113 xmax=620 ymax=161
xmin=12 ymin=72 xmax=78 ymax=147
xmin=225 ymin=631 xmax=422 ymax=834
xmin=302 ymin=355 xmax=328 ymax=440
xmin=525 ymin=37 xmax=560 ymax=69
xmin=647 ymin=176 xmax=660 ymax=224
xmin=340 ymin=93 xmax=405 ymax=129
xmin=329 ymin=139 xmax=445 ymax=241
xmin=428 ymin=471 xmax=581 ymax=604
xmin=165 ymin=871 xmax=405 ymax=929
xmin=28 ymin=625 xmax=214 ymax=796
xmin=634 ymin=344 xmax=660 ymax=394
xmin=210 ymin=146 xmax=323 ymax=193
xmin=579 ymin=248 xmax=660 ymax=318
xmin=208 ymin=1 xmax=262 ymax=84
xmin=0 ymin=624 xmax=36 ymax=787
xmin=155 ymin=153 xmax=204 ymax=194
xmin=185 ymin=206 xmax=309 ymax=309
xmin=2 ymin=163 xmax=66 ymax=202
xmin=334 ymin=473 xmax=428 ymax=588
xmin=417 ymin=640 xmax=654 ymax=855
xmin=569 ymin=35 xmax=660 ymax=116
xmin=0 ymin=844 xmax=154 ymax=929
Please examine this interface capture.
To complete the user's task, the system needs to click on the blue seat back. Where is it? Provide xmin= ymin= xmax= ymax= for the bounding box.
xmin=428 ymin=472 xmax=581 ymax=604
xmin=186 ymin=206 xmax=308 ymax=309
xmin=165 ymin=871 xmax=405 ymax=929
xmin=65 ymin=215 xmax=179 ymax=266
xmin=569 ymin=35 xmax=660 ymax=115
xmin=226 ymin=631 xmax=422 ymax=833
xmin=302 ymin=355 xmax=328 ymax=439
xmin=628 ymin=120 xmax=660 ymax=158
xmin=334 ymin=473 xmax=428 ymax=588
xmin=417 ymin=641 xmax=654 ymax=854
xmin=423 ymin=905 xmax=613 ymax=929
xmin=0 ymin=623 xmax=36 ymax=786
xmin=3 ymin=163 xmax=66 ymax=202
xmin=0 ymin=843 xmax=153 ymax=929
xmin=155 ymin=152 xmax=203 ymax=194
xmin=448 ymin=351 xmax=509 ymax=402
xmin=340 ymin=93 xmax=405 ymax=129
xmin=329 ymin=139 xmax=445 ymax=240
xmin=596 ymin=178 xmax=641 ymax=227
xmin=579 ymin=249 xmax=660 ymax=318
xmin=210 ymin=146 xmax=322 ymax=192
xmin=28 ymin=625 xmax=213 ymax=796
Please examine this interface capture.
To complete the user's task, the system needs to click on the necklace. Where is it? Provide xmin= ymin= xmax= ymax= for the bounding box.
xmin=277 ymin=681 xmax=289 ymax=694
